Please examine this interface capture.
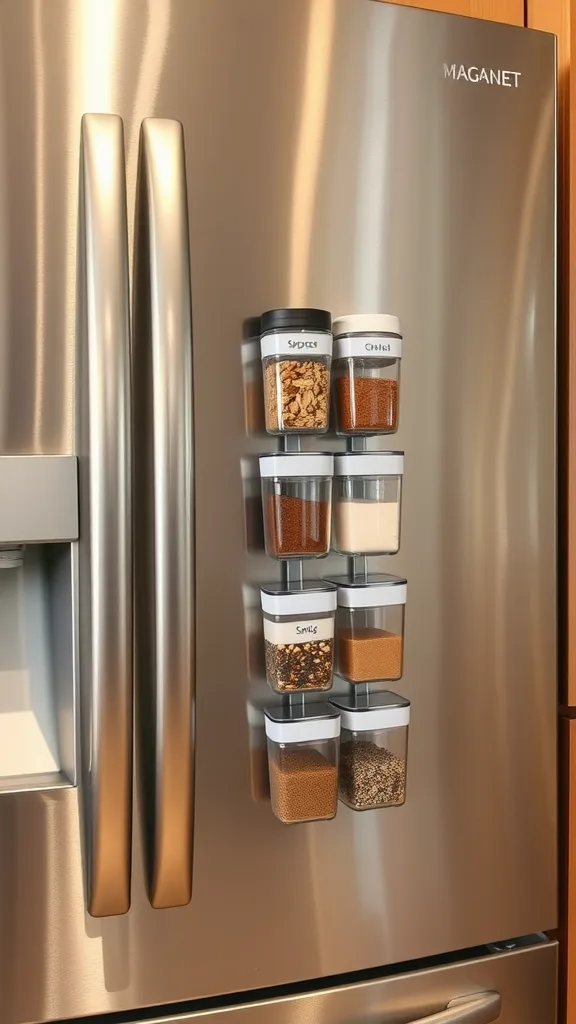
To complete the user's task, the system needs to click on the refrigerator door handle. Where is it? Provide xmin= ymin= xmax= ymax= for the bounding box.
xmin=77 ymin=114 xmax=133 ymax=917
xmin=133 ymin=118 xmax=195 ymax=909
xmin=406 ymin=992 xmax=501 ymax=1024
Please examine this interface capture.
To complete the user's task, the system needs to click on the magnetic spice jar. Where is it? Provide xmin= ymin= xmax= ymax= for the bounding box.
xmin=260 ymin=581 xmax=337 ymax=693
xmin=324 ymin=574 xmax=407 ymax=683
xmin=260 ymin=308 xmax=333 ymax=434
xmin=259 ymin=453 xmax=333 ymax=559
xmin=332 ymin=313 xmax=402 ymax=435
xmin=330 ymin=692 xmax=410 ymax=810
xmin=332 ymin=451 xmax=404 ymax=555
xmin=264 ymin=704 xmax=340 ymax=824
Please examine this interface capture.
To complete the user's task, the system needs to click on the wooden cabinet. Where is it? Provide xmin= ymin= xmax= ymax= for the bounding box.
xmin=385 ymin=0 xmax=523 ymax=24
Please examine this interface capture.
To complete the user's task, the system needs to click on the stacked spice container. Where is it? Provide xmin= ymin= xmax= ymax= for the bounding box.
xmin=260 ymin=307 xmax=332 ymax=434
xmin=332 ymin=313 xmax=402 ymax=435
xmin=330 ymin=692 xmax=410 ymax=810
xmin=332 ymin=452 xmax=404 ymax=555
xmin=260 ymin=581 xmax=337 ymax=693
xmin=259 ymin=452 xmax=333 ymax=559
xmin=264 ymin=704 xmax=340 ymax=823
xmin=259 ymin=308 xmax=341 ymax=824
xmin=325 ymin=575 xmax=407 ymax=683
xmin=326 ymin=312 xmax=411 ymax=812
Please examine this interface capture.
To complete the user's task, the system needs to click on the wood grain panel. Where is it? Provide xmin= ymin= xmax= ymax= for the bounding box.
xmin=386 ymin=0 xmax=523 ymax=25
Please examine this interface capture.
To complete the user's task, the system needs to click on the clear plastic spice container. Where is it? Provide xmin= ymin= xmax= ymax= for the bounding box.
xmin=332 ymin=452 xmax=404 ymax=555
xmin=332 ymin=313 xmax=402 ymax=435
xmin=259 ymin=452 xmax=333 ymax=559
xmin=324 ymin=574 xmax=407 ymax=683
xmin=260 ymin=581 xmax=337 ymax=693
xmin=330 ymin=691 xmax=410 ymax=810
xmin=260 ymin=307 xmax=333 ymax=434
xmin=264 ymin=704 xmax=340 ymax=824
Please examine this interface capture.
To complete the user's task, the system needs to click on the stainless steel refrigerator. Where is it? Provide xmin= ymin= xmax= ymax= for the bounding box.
xmin=0 ymin=1 xmax=557 ymax=1023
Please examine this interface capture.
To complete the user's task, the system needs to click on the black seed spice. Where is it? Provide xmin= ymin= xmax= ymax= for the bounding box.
xmin=265 ymin=639 xmax=333 ymax=692
xmin=339 ymin=739 xmax=406 ymax=809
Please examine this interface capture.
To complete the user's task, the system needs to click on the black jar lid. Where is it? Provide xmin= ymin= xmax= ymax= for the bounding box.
xmin=261 ymin=307 xmax=331 ymax=334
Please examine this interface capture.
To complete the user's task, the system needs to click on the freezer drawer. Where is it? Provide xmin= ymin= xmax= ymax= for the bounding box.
xmin=147 ymin=941 xmax=557 ymax=1024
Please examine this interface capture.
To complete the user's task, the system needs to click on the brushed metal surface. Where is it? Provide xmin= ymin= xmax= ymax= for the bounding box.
xmin=75 ymin=114 xmax=133 ymax=917
xmin=0 ymin=456 xmax=77 ymax=542
xmin=405 ymin=991 xmax=500 ymax=1024
xmin=146 ymin=942 xmax=556 ymax=1024
xmin=133 ymin=118 xmax=195 ymax=910
xmin=0 ymin=2 xmax=557 ymax=1022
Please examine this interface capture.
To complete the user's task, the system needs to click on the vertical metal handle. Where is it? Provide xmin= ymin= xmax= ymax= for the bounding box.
xmin=133 ymin=118 xmax=195 ymax=909
xmin=76 ymin=114 xmax=133 ymax=916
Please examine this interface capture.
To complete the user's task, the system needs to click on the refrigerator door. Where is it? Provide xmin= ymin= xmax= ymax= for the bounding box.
xmin=142 ymin=942 xmax=558 ymax=1024
xmin=0 ymin=1 xmax=556 ymax=1023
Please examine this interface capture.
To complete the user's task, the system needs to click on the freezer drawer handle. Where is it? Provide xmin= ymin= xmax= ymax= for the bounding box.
xmin=133 ymin=118 xmax=195 ymax=909
xmin=77 ymin=114 xmax=133 ymax=916
xmin=406 ymin=991 xmax=501 ymax=1024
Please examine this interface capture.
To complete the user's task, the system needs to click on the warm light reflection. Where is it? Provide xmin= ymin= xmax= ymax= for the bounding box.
xmin=64 ymin=0 xmax=120 ymax=448
xmin=353 ymin=11 xmax=394 ymax=307
xmin=126 ymin=0 xmax=171 ymax=251
xmin=289 ymin=0 xmax=335 ymax=304
xmin=79 ymin=0 xmax=120 ymax=112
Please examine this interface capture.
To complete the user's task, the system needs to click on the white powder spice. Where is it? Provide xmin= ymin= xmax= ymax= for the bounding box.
xmin=333 ymin=499 xmax=400 ymax=554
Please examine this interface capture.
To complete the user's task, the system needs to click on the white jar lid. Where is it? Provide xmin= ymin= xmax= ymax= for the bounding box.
xmin=330 ymin=690 xmax=410 ymax=730
xmin=333 ymin=313 xmax=401 ymax=338
xmin=264 ymin=703 xmax=341 ymax=743
xmin=259 ymin=452 xmax=334 ymax=478
xmin=260 ymin=581 xmax=337 ymax=615
xmin=324 ymin=573 xmax=407 ymax=608
xmin=334 ymin=452 xmax=404 ymax=477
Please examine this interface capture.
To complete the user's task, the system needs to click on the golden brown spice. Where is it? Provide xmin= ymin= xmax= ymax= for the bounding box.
xmin=269 ymin=747 xmax=337 ymax=823
xmin=338 ymin=628 xmax=403 ymax=681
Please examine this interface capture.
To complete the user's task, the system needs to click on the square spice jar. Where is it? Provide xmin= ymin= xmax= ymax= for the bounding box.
xmin=259 ymin=452 xmax=333 ymax=559
xmin=264 ymin=703 xmax=340 ymax=824
xmin=332 ymin=451 xmax=404 ymax=555
xmin=332 ymin=313 xmax=402 ymax=435
xmin=330 ymin=691 xmax=410 ymax=810
xmin=324 ymin=573 xmax=407 ymax=683
xmin=260 ymin=307 xmax=333 ymax=434
xmin=260 ymin=581 xmax=337 ymax=694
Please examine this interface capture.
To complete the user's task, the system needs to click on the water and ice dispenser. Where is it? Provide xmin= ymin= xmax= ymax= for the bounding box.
xmin=0 ymin=456 xmax=78 ymax=788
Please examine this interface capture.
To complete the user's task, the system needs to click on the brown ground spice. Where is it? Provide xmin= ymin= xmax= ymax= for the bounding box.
xmin=335 ymin=376 xmax=398 ymax=433
xmin=269 ymin=747 xmax=338 ymax=823
xmin=264 ymin=493 xmax=329 ymax=556
xmin=338 ymin=628 xmax=403 ymax=681
xmin=340 ymin=739 xmax=406 ymax=808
